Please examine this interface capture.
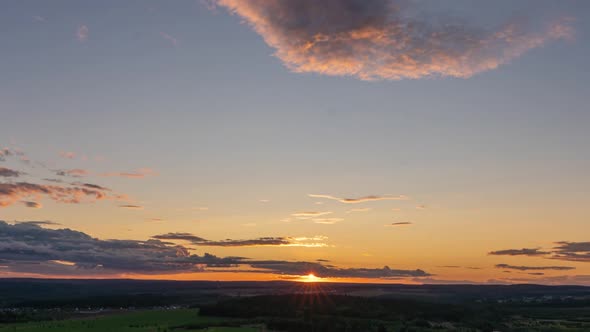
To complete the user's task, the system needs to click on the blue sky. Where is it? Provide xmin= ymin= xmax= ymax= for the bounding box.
xmin=0 ymin=0 xmax=589 ymax=284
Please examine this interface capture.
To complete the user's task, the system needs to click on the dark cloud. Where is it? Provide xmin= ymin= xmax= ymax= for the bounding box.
xmin=72 ymin=182 xmax=111 ymax=191
xmin=495 ymin=264 xmax=575 ymax=271
xmin=213 ymin=0 xmax=573 ymax=80
xmin=0 ymin=167 xmax=23 ymax=177
xmin=203 ymin=237 xmax=292 ymax=247
xmin=0 ymin=181 xmax=111 ymax=208
xmin=247 ymin=261 xmax=430 ymax=278
xmin=119 ymin=204 xmax=144 ymax=210
xmin=153 ymin=233 xmax=208 ymax=242
xmin=152 ymin=233 xmax=309 ymax=247
xmin=488 ymin=248 xmax=550 ymax=256
xmin=388 ymin=222 xmax=412 ymax=227
xmin=0 ymin=221 xmax=428 ymax=279
xmin=0 ymin=220 xmax=221 ymax=274
xmin=21 ymin=201 xmax=42 ymax=208
xmin=489 ymin=242 xmax=590 ymax=263
xmin=14 ymin=220 xmax=61 ymax=226
xmin=550 ymin=241 xmax=590 ymax=263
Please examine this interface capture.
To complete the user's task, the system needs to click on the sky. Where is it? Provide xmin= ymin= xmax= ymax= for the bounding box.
xmin=1 ymin=0 xmax=589 ymax=285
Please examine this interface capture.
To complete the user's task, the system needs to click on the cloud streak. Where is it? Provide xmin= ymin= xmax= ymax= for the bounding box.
xmin=213 ymin=0 xmax=573 ymax=80
xmin=100 ymin=168 xmax=157 ymax=179
xmin=495 ymin=264 xmax=575 ymax=271
xmin=387 ymin=222 xmax=412 ymax=227
xmin=153 ymin=232 xmax=328 ymax=248
xmin=308 ymin=194 xmax=407 ymax=204
xmin=489 ymin=248 xmax=550 ymax=256
xmin=490 ymin=242 xmax=590 ymax=263
xmin=160 ymin=32 xmax=178 ymax=47
xmin=551 ymin=241 xmax=590 ymax=263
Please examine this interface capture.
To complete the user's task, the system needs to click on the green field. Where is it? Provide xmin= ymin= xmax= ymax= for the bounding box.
xmin=0 ymin=310 xmax=260 ymax=332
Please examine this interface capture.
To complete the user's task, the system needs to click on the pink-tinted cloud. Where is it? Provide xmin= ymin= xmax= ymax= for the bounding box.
xmin=77 ymin=25 xmax=88 ymax=42
xmin=213 ymin=0 xmax=574 ymax=80
xmin=0 ymin=182 xmax=110 ymax=208
xmin=160 ymin=32 xmax=178 ymax=47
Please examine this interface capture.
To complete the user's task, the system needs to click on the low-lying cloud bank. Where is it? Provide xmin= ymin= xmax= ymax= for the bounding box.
xmin=0 ymin=221 xmax=428 ymax=279
xmin=212 ymin=0 xmax=573 ymax=80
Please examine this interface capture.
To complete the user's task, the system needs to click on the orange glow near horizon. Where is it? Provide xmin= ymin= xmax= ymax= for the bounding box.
xmin=297 ymin=273 xmax=327 ymax=283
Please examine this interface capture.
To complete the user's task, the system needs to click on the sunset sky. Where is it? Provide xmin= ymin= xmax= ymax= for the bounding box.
xmin=1 ymin=0 xmax=589 ymax=285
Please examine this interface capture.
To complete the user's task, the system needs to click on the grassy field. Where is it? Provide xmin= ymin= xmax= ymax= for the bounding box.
xmin=0 ymin=310 xmax=260 ymax=332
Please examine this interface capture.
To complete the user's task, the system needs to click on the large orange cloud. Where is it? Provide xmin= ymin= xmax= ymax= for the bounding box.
xmin=214 ymin=0 xmax=573 ymax=80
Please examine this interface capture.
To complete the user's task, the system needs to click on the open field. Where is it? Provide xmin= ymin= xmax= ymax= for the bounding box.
xmin=0 ymin=310 xmax=259 ymax=332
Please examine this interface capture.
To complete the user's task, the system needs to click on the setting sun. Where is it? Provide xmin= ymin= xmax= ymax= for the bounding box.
xmin=302 ymin=273 xmax=320 ymax=283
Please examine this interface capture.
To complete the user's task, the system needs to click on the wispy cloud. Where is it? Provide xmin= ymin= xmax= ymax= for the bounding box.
xmin=387 ymin=222 xmax=412 ymax=227
xmin=77 ymin=25 xmax=89 ymax=42
xmin=309 ymin=194 xmax=407 ymax=204
xmin=489 ymin=242 xmax=590 ymax=263
xmin=489 ymin=248 xmax=550 ymax=256
xmin=100 ymin=168 xmax=157 ymax=179
xmin=160 ymin=32 xmax=178 ymax=47
xmin=346 ymin=208 xmax=371 ymax=213
xmin=313 ymin=218 xmax=343 ymax=225
xmin=212 ymin=0 xmax=573 ymax=80
xmin=119 ymin=204 xmax=144 ymax=210
xmin=495 ymin=264 xmax=575 ymax=271
xmin=291 ymin=211 xmax=332 ymax=219
xmin=153 ymin=233 xmax=328 ymax=248
xmin=0 ymin=149 xmax=131 ymax=210
xmin=15 ymin=220 xmax=61 ymax=226
xmin=0 ymin=182 xmax=111 ymax=208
